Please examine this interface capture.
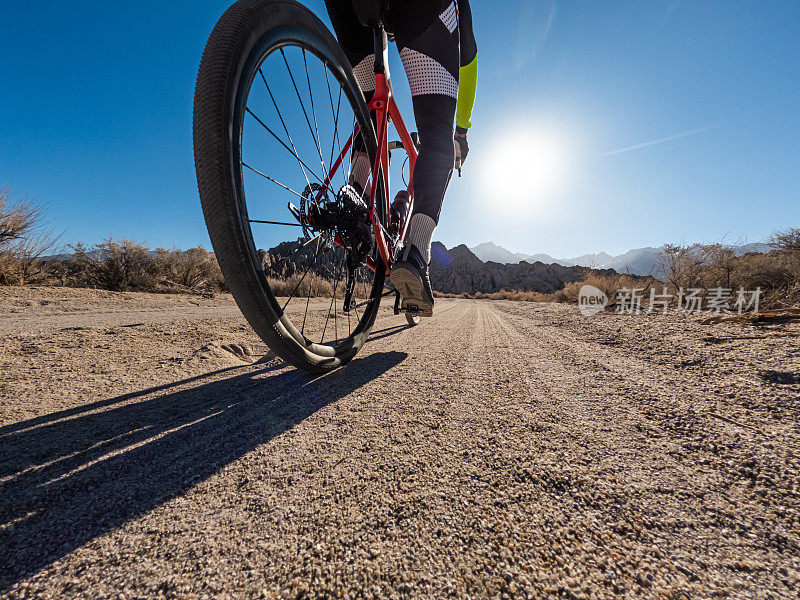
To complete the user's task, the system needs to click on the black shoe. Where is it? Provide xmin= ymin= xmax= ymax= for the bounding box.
xmin=390 ymin=245 xmax=434 ymax=317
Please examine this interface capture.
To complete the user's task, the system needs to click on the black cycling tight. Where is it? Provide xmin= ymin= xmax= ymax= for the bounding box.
xmin=324 ymin=0 xmax=461 ymax=223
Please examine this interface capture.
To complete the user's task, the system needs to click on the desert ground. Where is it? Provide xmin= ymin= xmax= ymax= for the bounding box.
xmin=1 ymin=286 xmax=798 ymax=599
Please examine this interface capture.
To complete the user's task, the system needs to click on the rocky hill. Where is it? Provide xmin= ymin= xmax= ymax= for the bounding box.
xmin=429 ymin=243 xmax=619 ymax=294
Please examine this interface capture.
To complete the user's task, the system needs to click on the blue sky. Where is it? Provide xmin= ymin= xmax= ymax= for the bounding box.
xmin=1 ymin=0 xmax=798 ymax=257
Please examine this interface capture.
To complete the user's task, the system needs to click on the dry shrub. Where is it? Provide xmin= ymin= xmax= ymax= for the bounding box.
xmin=151 ymin=246 xmax=226 ymax=292
xmin=656 ymin=243 xmax=705 ymax=289
xmin=69 ymin=238 xmax=154 ymax=291
xmin=0 ymin=189 xmax=60 ymax=285
xmin=736 ymin=251 xmax=800 ymax=308
xmin=61 ymin=240 xmax=227 ymax=293
xmin=769 ymin=227 xmax=800 ymax=253
xmin=733 ymin=251 xmax=796 ymax=291
xmin=561 ymin=271 xmax=646 ymax=303
xmin=698 ymin=243 xmax=738 ymax=288
xmin=0 ymin=189 xmax=41 ymax=246
xmin=653 ymin=231 xmax=800 ymax=308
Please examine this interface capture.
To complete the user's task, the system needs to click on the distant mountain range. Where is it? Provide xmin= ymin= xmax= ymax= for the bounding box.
xmin=429 ymin=243 xmax=624 ymax=295
xmin=469 ymin=241 xmax=772 ymax=276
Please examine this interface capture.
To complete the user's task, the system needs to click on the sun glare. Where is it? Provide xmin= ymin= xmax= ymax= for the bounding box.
xmin=481 ymin=129 xmax=568 ymax=208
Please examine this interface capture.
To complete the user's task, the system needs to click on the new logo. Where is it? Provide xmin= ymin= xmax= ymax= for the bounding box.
xmin=578 ymin=284 xmax=608 ymax=316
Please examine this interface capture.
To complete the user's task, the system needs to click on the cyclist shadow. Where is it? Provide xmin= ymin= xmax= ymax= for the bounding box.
xmin=0 ymin=350 xmax=406 ymax=589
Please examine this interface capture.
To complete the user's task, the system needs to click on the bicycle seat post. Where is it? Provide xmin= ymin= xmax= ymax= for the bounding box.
xmin=372 ymin=25 xmax=389 ymax=79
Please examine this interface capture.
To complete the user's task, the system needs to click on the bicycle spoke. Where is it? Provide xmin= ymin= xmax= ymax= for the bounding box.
xmin=281 ymin=264 xmax=312 ymax=312
xmin=249 ymin=219 xmax=302 ymax=227
xmin=333 ymin=259 xmax=339 ymax=341
xmin=301 ymin=236 xmax=322 ymax=336
xmin=242 ymin=162 xmax=308 ymax=201
xmin=324 ymin=68 xmax=347 ymax=189
xmin=281 ymin=239 xmax=326 ymax=312
xmin=301 ymin=233 xmax=322 ymax=248
xmin=360 ymin=270 xmax=368 ymax=309
xmin=245 ymin=107 xmax=324 ymax=186
xmin=281 ymin=48 xmax=328 ymax=182
xmin=257 ymin=69 xmax=316 ymax=191
xmin=348 ymin=116 xmax=356 ymax=187
xmin=321 ymin=257 xmax=343 ymax=344
xmin=289 ymin=234 xmax=325 ymax=262
xmin=303 ymin=49 xmax=328 ymax=180
xmin=347 ymin=277 xmax=351 ymax=336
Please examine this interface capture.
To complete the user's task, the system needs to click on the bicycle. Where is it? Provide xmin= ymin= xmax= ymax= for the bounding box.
xmin=194 ymin=0 xmax=425 ymax=373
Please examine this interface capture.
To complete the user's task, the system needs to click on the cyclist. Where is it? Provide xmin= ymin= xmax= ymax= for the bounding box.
xmin=324 ymin=0 xmax=477 ymax=317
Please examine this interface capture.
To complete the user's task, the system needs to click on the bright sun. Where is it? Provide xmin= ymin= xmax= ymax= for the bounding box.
xmin=481 ymin=129 xmax=568 ymax=206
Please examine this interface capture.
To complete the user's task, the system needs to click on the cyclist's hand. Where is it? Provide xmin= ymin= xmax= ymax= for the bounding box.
xmin=454 ymin=126 xmax=469 ymax=173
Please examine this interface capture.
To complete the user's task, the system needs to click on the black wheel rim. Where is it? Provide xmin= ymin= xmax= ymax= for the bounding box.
xmin=231 ymin=27 xmax=385 ymax=353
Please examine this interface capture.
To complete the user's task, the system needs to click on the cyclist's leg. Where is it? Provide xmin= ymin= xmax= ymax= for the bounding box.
xmin=323 ymin=1 xmax=375 ymax=191
xmin=392 ymin=1 xmax=460 ymax=263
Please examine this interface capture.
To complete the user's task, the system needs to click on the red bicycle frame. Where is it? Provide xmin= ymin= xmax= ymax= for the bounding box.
xmin=318 ymin=31 xmax=418 ymax=275
xmin=364 ymin=72 xmax=418 ymax=271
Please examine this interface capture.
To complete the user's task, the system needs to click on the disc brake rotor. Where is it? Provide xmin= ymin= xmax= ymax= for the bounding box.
xmin=299 ymin=183 xmax=332 ymax=242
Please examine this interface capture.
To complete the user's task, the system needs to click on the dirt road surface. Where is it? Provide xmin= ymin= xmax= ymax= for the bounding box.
xmin=1 ymin=287 xmax=798 ymax=599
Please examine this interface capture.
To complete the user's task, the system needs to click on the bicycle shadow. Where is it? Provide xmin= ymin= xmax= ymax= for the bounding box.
xmin=368 ymin=323 xmax=412 ymax=341
xmin=0 ymin=350 xmax=406 ymax=589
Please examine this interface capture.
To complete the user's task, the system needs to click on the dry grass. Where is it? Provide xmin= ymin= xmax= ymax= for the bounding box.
xmin=268 ymin=275 xmax=337 ymax=298
xmin=561 ymin=272 xmax=649 ymax=303
xmin=268 ymin=274 xmax=371 ymax=299
xmin=475 ymin=289 xmax=556 ymax=302
xmin=433 ymin=289 xmax=556 ymax=302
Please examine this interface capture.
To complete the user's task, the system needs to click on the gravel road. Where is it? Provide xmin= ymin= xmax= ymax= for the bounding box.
xmin=1 ymin=287 xmax=798 ymax=599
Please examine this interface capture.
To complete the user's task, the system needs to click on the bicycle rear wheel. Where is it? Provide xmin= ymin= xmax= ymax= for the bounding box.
xmin=193 ymin=0 xmax=386 ymax=373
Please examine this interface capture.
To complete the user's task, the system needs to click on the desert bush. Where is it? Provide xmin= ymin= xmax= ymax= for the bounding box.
xmin=68 ymin=238 xmax=154 ymax=291
xmin=151 ymin=246 xmax=227 ymax=292
xmin=699 ymin=243 xmax=738 ymax=288
xmin=64 ymin=240 xmax=229 ymax=293
xmin=561 ymin=271 xmax=648 ymax=303
xmin=656 ymin=243 xmax=705 ymax=289
xmin=733 ymin=251 xmax=795 ymax=291
xmin=653 ymin=230 xmax=800 ymax=308
xmin=769 ymin=227 xmax=800 ymax=254
xmin=0 ymin=189 xmax=60 ymax=285
xmin=0 ymin=189 xmax=40 ymax=246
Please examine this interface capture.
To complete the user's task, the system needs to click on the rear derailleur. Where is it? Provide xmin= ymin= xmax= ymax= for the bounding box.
xmin=290 ymin=183 xmax=372 ymax=314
